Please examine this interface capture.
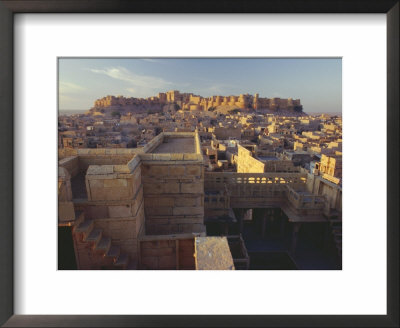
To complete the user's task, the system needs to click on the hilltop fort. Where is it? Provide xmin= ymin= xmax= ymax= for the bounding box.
xmin=89 ymin=90 xmax=303 ymax=116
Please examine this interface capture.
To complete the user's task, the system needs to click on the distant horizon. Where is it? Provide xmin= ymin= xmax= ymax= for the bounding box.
xmin=59 ymin=58 xmax=342 ymax=113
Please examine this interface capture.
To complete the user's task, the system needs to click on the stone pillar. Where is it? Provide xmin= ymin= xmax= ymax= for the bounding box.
xmin=291 ymin=222 xmax=302 ymax=256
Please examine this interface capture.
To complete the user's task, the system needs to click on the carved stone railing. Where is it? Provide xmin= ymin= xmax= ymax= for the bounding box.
xmin=205 ymin=172 xmax=307 ymax=200
xmin=204 ymin=172 xmax=327 ymax=212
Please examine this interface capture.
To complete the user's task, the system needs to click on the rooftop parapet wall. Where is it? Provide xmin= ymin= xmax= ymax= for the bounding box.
xmin=58 ymin=147 xmax=141 ymax=159
xmin=142 ymin=133 xmax=164 ymax=153
xmin=147 ymin=132 xmax=200 ymax=155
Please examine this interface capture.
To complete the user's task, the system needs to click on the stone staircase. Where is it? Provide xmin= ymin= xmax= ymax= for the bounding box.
xmin=73 ymin=210 xmax=135 ymax=269
xmin=329 ymin=218 xmax=342 ymax=258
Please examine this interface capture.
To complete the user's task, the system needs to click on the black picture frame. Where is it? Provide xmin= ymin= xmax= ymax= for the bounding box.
xmin=0 ymin=1 xmax=398 ymax=327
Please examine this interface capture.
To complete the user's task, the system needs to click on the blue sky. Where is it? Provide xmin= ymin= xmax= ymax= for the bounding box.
xmin=59 ymin=58 xmax=341 ymax=113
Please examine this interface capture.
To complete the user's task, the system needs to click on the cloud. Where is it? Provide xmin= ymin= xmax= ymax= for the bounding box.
xmin=59 ymin=81 xmax=85 ymax=94
xmin=89 ymin=66 xmax=172 ymax=97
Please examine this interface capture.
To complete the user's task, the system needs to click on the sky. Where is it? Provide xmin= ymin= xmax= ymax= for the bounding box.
xmin=58 ymin=58 xmax=341 ymax=113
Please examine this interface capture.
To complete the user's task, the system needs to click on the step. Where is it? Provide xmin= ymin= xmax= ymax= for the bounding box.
xmin=95 ymin=236 xmax=111 ymax=253
xmin=105 ymin=245 xmax=120 ymax=259
xmin=85 ymin=228 xmax=102 ymax=243
xmin=114 ymin=253 xmax=129 ymax=267
xmin=75 ymin=220 xmax=93 ymax=236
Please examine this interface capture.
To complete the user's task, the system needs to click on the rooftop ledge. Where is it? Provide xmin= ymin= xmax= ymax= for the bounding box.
xmin=144 ymin=132 xmax=201 ymax=155
xmin=140 ymin=132 xmax=203 ymax=162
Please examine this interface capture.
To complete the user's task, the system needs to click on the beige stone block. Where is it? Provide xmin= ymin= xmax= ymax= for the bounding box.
xmin=146 ymin=206 xmax=173 ymax=216
xmin=174 ymin=196 xmax=198 ymax=207
xmin=183 ymin=153 xmax=199 ymax=161
xmin=180 ymin=183 xmax=203 ymax=194
xmin=186 ymin=165 xmax=201 ymax=176
xmin=152 ymin=154 xmax=171 ymax=161
xmin=104 ymin=187 xmax=130 ymax=200
xmin=88 ymin=179 xmax=103 ymax=188
xmin=108 ymin=205 xmax=131 ymax=218
xmin=145 ymin=196 xmax=174 ymax=207
xmin=163 ymin=182 xmax=180 ymax=193
xmin=170 ymin=153 xmax=184 ymax=160
xmin=149 ymin=165 xmax=169 ymax=176
xmin=168 ymin=165 xmax=185 ymax=176
xmin=173 ymin=206 xmax=203 ymax=216
xmin=104 ymin=179 xmax=128 ymax=187
xmin=143 ymin=183 xmax=164 ymax=194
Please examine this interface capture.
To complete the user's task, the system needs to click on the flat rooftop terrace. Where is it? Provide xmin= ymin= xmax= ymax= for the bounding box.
xmin=152 ymin=137 xmax=195 ymax=154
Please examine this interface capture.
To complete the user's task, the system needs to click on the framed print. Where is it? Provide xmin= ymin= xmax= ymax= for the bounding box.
xmin=0 ymin=1 xmax=398 ymax=327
